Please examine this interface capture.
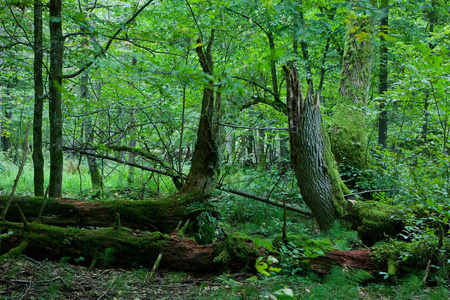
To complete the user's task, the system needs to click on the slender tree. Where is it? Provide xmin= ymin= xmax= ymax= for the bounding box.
xmin=178 ymin=30 xmax=220 ymax=195
xmin=49 ymin=0 xmax=63 ymax=198
xmin=33 ymin=0 xmax=45 ymax=196
xmin=377 ymin=0 xmax=389 ymax=148
xmin=81 ymin=74 xmax=103 ymax=189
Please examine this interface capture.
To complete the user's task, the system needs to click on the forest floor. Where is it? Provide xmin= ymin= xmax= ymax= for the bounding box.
xmin=1 ymin=255 xmax=449 ymax=299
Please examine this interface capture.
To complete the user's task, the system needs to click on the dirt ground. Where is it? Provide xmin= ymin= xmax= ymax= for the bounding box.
xmin=0 ymin=256 xmax=238 ymax=299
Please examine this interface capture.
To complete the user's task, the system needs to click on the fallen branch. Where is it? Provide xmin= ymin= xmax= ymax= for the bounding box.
xmin=218 ymin=186 xmax=312 ymax=216
xmin=62 ymin=147 xmax=312 ymax=216
xmin=344 ymin=189 xmax=399 ymax=198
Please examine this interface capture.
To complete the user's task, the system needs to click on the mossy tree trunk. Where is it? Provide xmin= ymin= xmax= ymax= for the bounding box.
xmin=178 ymin=30 xmax=220 ymax=196
xmin=283 ymin=62 xmax=348 ymax=231
xmin=330 ymin=2 xmax=375 ymax=171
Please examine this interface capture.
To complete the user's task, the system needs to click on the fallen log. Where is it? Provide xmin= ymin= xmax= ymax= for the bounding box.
xmin=2 ymin=221 xmax=446 ymax=280
xmin=0 ymin=195 xmax=211 ymax=233
xmin=0 ymin=222 xmax=259 ymax=272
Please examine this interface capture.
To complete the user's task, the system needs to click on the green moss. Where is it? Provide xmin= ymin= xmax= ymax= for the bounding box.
xmin=372 ymin=238 xmax=449 ymax=277
xmin=0 ymin=239 xmax=28 ymax=260
xmin=352 ymin=201 xmax=405 ymax=245
xmin=322 ymin=122 xmax=349 ymax=215
xmin=213 ymin=232 xmax=259 ymax=271
xmin=0 ymin=221 xmax=170 ymax=268
xmin=331 ymin=8 xmax=374 ymax=171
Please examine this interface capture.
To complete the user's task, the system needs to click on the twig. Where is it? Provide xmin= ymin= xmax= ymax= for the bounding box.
xmin=423 ymin=259 xmax=432 ymax=283
xmin=37 ymin=185 xmax=50 ymax=220
xmin=148 ymin=253 xmax=163 ymax=280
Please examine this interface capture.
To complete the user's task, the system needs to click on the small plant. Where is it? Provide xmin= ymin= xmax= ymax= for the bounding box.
xmin=255 ymin=255 xmax=281 ymax=276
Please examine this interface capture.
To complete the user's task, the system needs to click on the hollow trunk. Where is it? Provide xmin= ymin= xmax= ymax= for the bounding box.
xmin=284 ymin=62 xmax=347 ymax=231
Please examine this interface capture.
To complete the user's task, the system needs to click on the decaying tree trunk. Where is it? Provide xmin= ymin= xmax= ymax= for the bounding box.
xmin=283 ymin=62 xmax=348 ymax=231
xmin=0 ymin=221 xmax=216 ymax=271
xmin=0 ymin=195 xmax=211 ymax=234
xmin=3 ymin=220 xmax=442 ymax=278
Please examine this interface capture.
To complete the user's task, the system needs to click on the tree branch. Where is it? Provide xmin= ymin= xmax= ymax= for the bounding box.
xmin=63 ymin=0 xmax=155 ymax=79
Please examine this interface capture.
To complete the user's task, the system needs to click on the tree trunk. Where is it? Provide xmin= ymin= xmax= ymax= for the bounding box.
xmin=256 ymin=129 xmax=266 ymax=169
xmin=283 ymin=62 xmax=348 ymax=231
xmin=128 ymin=57 xmax=138 ymax=184
xmin=378 ymin=0 xmax=389 ymax=148
xmin=178 ymin=30 xmax=219 ymax=196
xmin=81 ymin=74 xmax=103 ymax=189
xmin=33 ymin=0 xmax=45 ymax=197
xmin=330 ymin=2 xmax=375 ymax=171
xmin=49 ymin=0 xmax=64 ymax=198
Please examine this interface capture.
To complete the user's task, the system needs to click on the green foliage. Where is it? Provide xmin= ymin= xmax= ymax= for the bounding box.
xmin=306 ymin=267 xmax=373 ymax=299
xmin=192 ymin=211 xmax=217 ymax=245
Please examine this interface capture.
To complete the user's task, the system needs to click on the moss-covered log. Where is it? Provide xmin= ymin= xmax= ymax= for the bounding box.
xmin=0 ymin=195 xmax=211 ymax=233
xmin=0 ymin=222 xmax=261 ymax=272
xmin=0 ymin=221 xmax=207 ymax=271
xmin=349 ymin=201 xmax=406 ymax=246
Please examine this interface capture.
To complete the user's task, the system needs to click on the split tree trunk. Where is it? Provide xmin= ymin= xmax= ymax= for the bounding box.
xmin=284 ymin=62 xmax=348 ymax=231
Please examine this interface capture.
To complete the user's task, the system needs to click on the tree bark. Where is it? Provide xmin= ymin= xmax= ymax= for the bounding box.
xmin=330 ymin=2 xmax=375 ymax=171
xmin=284 ymin=62 xmax=348 ymax=231
xmin=256 ymin=129 xmax=266 ymax=169
xmin=49 ymin=0 xmax=64 ymax=198
xmin=377 ymin=0 xmax=389 ymax=148
xmin=33 ymin=0 xmax=45 ymax=197
xmin=178 ymin=30 xmax=219 ymax=196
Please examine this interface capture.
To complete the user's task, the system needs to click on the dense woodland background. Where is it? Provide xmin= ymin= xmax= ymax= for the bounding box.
xmin=0 ymin=0 xmax=450 ymax=299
